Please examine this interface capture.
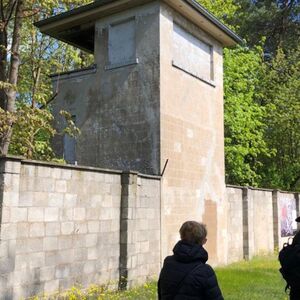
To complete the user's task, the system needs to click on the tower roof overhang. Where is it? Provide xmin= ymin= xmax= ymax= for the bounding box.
xmin=35 ymin=0 xmax=243 ymax=52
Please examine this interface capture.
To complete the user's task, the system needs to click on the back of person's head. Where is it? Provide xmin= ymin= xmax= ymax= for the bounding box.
xmin=179 ymin=221 xmax=207 ymax=245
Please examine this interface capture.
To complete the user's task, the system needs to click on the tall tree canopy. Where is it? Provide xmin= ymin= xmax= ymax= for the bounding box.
xmin=0 ymin=0 xmax=299 ymax=190
xmin=0 ymin=0 xmax=90 ymax=159
xmin=199 ymin=0 xmax=300 ymax=190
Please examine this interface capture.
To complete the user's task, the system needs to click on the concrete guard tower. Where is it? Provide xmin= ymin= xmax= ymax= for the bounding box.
xmin=36 ymin=0 xmax=241 ymax=264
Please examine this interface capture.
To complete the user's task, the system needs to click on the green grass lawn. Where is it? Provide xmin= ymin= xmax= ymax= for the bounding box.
xmin=215 ymin=255 xmax=288 ymax=300
xmin=31 ymin=255 xmax=288 ymax=299
xmin=127 ymin=255 xmax=287 ymax=300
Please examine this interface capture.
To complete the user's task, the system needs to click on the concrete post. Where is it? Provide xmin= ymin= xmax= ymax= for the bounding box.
xmin=119 ymin=171 xmax=138 ymax=290
xmin=272 ymin=190 xmax=279 ymax=250
xmin=0 ymin=156 xmax=22 ymax=299
xmin=242 ymin=187 xmax=249 ymax=260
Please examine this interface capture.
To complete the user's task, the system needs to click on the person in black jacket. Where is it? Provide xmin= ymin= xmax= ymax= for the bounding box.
xmin=158 ymin=221 xmax=224 ymax=300
xmin=279 ymin=216 xmax=300 ymax=300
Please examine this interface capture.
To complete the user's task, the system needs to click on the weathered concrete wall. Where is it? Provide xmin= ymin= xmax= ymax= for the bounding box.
xmin=226 ymin=187 xmax=244 ymax=264
xmin=248 ymin=189 xmax=274 ymax=257
xmin=51 ymin=2 xmax=160 ymax=175
xmin=159 ymin=3 xmax=227 ymax=265
xmin=0 ymin=157 xmax=160 ymax=299
xmin=226 ymin=186 xmax=299 ymax=263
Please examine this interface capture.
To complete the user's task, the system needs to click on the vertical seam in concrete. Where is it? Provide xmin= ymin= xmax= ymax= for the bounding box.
xmin=0 ymin=160 xmax=5 ymax=238
xmin=119 ymin=171 xmax=137 ymax=290
xmin=119 ymin=172 xmax=129 ymax=290
xmin=242 ymin=187 xmax=249 ymax=260
xmin=295 ymin=192 xmax=300 ymax=231
xmin=272 ymin=190 xmax=279 ymax=250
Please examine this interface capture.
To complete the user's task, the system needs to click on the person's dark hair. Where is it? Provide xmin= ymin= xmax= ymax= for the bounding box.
xmin=179 ymin=221 xmax=207 ymax=245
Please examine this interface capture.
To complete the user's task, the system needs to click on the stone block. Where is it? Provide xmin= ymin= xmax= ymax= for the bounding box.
xmin=44 ymin=279 xmax=59 ymax=293
xmin=1 ymin=207 xmax=10 ymax=223
xmin=61 ymin=169 xmax=72 ymax=180
xmin=61 ymin=222 xmax=74 ymax=235
xmin=40 ymin=266 xmax=55 ymax=282
xmin=90 ymin=195 xmax=102 ymax=208
xmin=44 ymin=207 xmax=59 ymax=222
xmin=58 ymin=236 xmax=73 ymax=250
xmin=83 ymin=261 xmax=95 ymax=274
xmin=55 ymin=180 xmax=67 ymax=193
xmin=88 ymin=221 xmax=99 ymax=233
xmin=45 ymin=222 xmax=60 ymax=236
xmin=33 ymin=192 xmax=49 ymax=207
xmin=52 ymin=168 xmax=62 ymax=179
xmin=99 ymin=220 xmax=112 ymax=232
xmin=86 ymin=208 xmax=100 ymax=220
xmin=74 ymin=247 xmax=88 ymax=261
xmin=105 ymin=174 xmax=114 ymax=184
xmin=99 ymin=208 xmax=113 ymax=220
xmin=48 ymin=193 xmax=64 ymax=207
xmin=5 ymin=160 xmax=21 ymax=174
xmin=1 ymin=223 xmax=17 ymax=240
xmin=73 ymin=207 xmax=86 ymax=221
xmin=0 ymin=256 xmax=15 ymax=274
xmin=28 ymin=207 xmax=44 ymax=222
xmin=55 ymin=265 xmax=70 ymax=279
xmin=140 ymin=241 xmax=150 ymax=253
xmin=44 ymin=237 xmax=58 ymax=251
xmin=37 ymin=166 xmax=51 ymax=178
xmin=27 ymin=238 xmax=44 ymax=252
xmin=88 ymin=247 xmax=98 ymax=260
xmin=75 ymin=222 xmax=88 ymax=234
xmin=39 ymin=178 xmax=55 ymax=193
xmin=60 ymin=208 xmax=73 ymax=221
xmin=102 ymin=195 xmax=113 ymax=207
xmin=29 ymin=223 xmax=45 ymax=237
xmin=73 ymin=235 xmax=86 ymax=248
xmin=85 ymin=234 xmax=98 ymax=247
xmin=9 ymin=207 xmax=27 ymax=223
xmin=2 ymin=191 xmax=19 ymax=206
xmin=0 ymin=241 xmax=8 ymax=258
xmin=64 ymin=194 xmax=77 ymax=207
xmin=20 ymin=176 xmax=36 ymax=193
xmin=28 ymin=252 xmax=45 ymax=268
xmin=19 ymin=192 xmax=33 ymax=207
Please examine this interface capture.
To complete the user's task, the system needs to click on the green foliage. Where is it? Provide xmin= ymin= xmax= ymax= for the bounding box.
xmin=259 ymin=47 xmax=300 ymax=190
xmin=200 ymin=0 xmax=300 ymax=190
xmin=29 ymin=282 xmax=157 ymax=299
xmin=233 ymin=0 xmax=300 ymax=54
xmin=0 ymin=0 xmax=91 ymax=160
xmin=224 ymin=46 xmax=271 ymax=186
xmin=9 ymin=103 xmax=56 ymax=160
xmin=196 ymin=0 xmax=240 ymax=29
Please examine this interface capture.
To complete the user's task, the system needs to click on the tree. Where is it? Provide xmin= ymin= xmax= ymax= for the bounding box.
xmin=197 ymin=0 xmax=240 ymax=30
xmin=233 ymin=0 xmax=300 ymax=55
xmin=259 ymin=46 xmax=300 ymax=190
xmin=0 ymin=0 xmax=90 ymax=159
xmin=223 ymin=46 xmax=271 ymax=186
xmin=0 ymin=0 xmax=25 ymax=154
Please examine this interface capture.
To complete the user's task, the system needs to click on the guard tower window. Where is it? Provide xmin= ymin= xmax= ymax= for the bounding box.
xmin=172 ymin=24 xmax=214 ymax=84
xmin=107 ymin=18 xmax=137 ymax=69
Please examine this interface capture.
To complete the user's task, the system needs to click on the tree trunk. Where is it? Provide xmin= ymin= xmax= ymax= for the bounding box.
xmin=0 ymin=0 xmax=24 ymax=155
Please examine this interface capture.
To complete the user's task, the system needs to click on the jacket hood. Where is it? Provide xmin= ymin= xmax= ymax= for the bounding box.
xmin=173 ymin=240 xmax=208 ymax=263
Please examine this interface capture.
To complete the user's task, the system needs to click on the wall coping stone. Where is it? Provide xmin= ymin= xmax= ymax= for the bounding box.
xmin=226 ymin=184 xmax=298 ymax=194
xmin=0 ymin=156 xmax=161 ymax=179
